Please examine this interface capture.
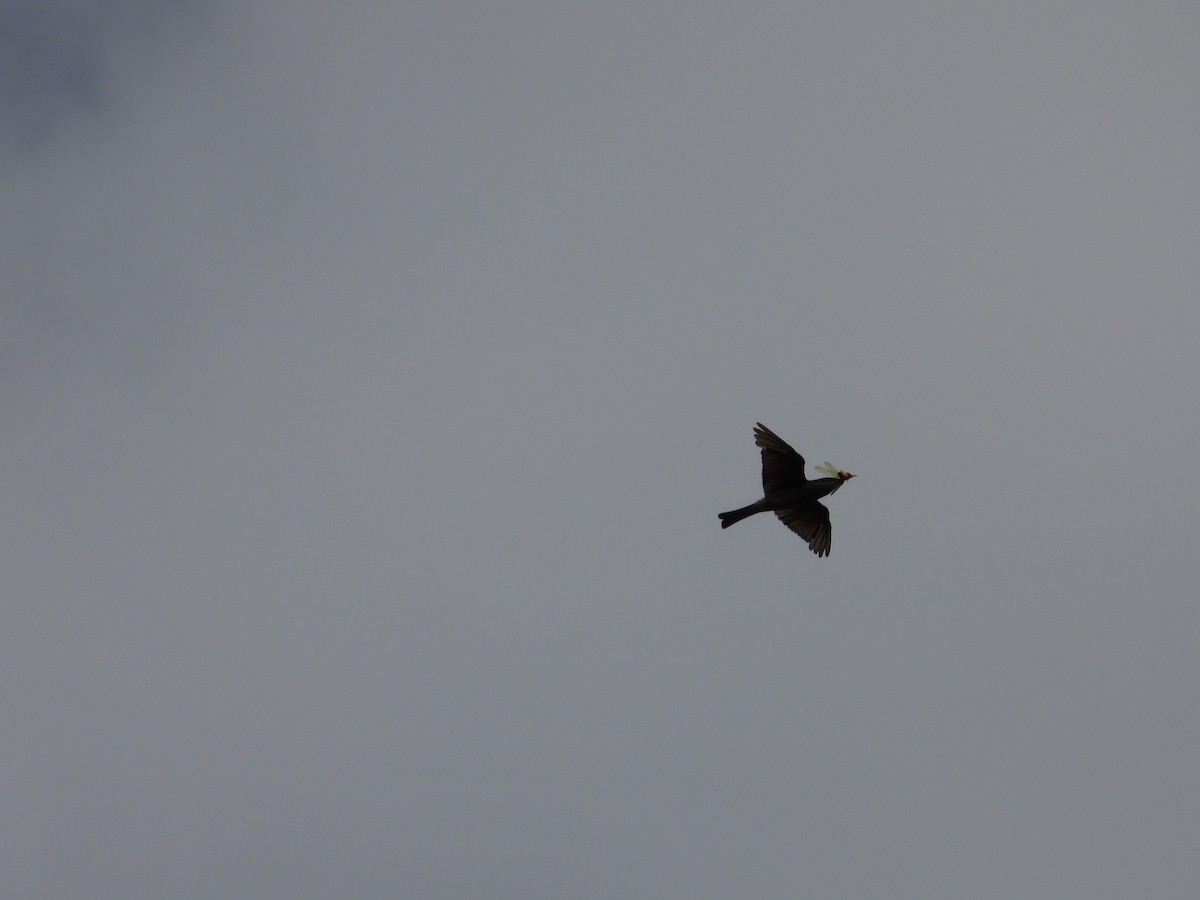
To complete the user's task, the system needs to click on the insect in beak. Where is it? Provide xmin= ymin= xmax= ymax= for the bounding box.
xmin=815 ymin=461 xmax=853 ymax=480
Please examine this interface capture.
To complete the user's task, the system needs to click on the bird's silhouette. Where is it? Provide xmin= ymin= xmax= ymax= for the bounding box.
xmin=719 ymin=423 xmax=854 ymax=557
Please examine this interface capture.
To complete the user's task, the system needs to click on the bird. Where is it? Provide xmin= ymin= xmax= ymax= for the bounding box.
xmin=718 ymin=423 xmax=854 ymax=557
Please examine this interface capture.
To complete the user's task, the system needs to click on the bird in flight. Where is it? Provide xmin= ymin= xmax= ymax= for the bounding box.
xmin=718 ymin=423 xmax=854 ymax=557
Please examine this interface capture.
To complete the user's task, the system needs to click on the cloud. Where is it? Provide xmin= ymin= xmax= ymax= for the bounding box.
xmin=3 ymin=3 xmax=1200 ymax=898
xmin=0 ymin=0 xmax=211 ymax=153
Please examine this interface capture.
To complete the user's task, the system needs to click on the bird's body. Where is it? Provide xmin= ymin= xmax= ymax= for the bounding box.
xmin=719 ymin=423 xmax=854 ymax=557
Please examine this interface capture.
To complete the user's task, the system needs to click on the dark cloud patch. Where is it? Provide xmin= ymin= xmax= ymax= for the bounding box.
xmin=0 ymin=0 xmax=211 ymax=153
xmin=0 ymin=1 xmax=101 ymax=147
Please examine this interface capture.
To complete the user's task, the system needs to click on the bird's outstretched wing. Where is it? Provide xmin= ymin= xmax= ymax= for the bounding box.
xmin=775 ymin=502 xmax=833 ymax=557
xmin=754 ymin=422 xmax=807 ymax=495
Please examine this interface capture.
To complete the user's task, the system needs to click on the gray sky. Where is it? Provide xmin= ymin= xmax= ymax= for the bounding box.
xmin=3 ymin=2 xmax=1199 ymax=897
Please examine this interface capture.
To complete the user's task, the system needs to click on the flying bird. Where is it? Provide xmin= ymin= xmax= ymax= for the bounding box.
xmin=718 ymin=423 xmax=854 ymax=557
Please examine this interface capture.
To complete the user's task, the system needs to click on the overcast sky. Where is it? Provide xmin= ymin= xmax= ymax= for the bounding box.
xmin=3 ymin=2 xmax=1199 ymax=897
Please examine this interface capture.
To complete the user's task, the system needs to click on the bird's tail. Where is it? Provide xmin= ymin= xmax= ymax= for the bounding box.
xmin=718 ymin=503 xmax=763 ymax=529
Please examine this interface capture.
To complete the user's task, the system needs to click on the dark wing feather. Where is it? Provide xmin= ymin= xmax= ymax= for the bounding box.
xmin=775 ymin=502 xmax=832 ymax=557
xmin=753 ymin=422 xmax=808 ymax=495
